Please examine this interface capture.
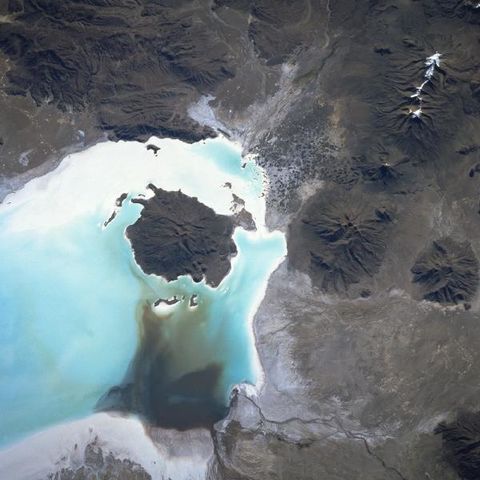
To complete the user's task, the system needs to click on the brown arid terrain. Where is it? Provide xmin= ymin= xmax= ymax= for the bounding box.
xmin=2 ymin=0 xmax=480 ymax=479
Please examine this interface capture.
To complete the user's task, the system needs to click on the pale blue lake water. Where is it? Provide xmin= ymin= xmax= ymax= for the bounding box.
xmin=0 ymin=137 xmax=285 ymax=447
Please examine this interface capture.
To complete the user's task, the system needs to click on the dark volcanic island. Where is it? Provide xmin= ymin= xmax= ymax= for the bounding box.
xmin=127 ymin=184 xmax=239 ymax=287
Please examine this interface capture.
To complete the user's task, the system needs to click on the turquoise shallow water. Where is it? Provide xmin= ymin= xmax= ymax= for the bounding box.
xmin=0 ymin=138 xmax=285 ymax=447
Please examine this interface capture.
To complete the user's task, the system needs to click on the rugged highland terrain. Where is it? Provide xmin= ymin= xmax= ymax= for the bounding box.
xmin=2 ymin=0 xmax=480 ymax=479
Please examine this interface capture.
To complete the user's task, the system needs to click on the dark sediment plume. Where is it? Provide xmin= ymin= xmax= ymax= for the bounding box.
xmin=411 ymin=237 xmax=479 ymax=304
xmin=126 ymin=184 xmax=238 ymax=288
xmin=97 ymin=303 xmax=228 ymax=431
xmin=288 ymin=188 xmax=394 ymax=292
xmin=101 ymin=184 xmax=256 ymax=429
xmin=435 ymin=411 xmax=480 ymax=480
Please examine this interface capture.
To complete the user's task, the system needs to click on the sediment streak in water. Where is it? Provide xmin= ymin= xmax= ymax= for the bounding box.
xmin=0 ymin=136 xmax=286 ymax=477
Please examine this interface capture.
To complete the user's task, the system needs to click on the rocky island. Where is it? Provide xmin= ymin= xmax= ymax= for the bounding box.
xmin=127 ymin=184 xmax=255 ymax=287
xmin=127 ymin=184 xmax=238 ymax=287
